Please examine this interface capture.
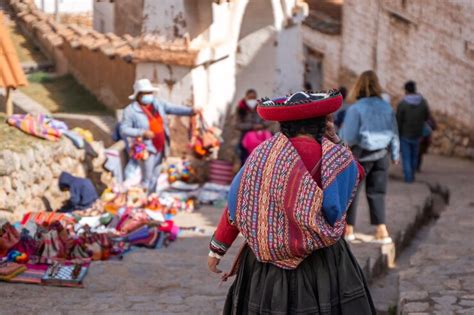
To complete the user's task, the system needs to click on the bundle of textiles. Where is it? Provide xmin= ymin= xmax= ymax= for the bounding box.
xmin=1 ymin=207 xmax=182 ymax=265
xmin=6 ymin=114 xmax=96 ymax=154
xmin=167 ymin=160 xmax=196 ymax=183
xmin=101 ymin=185 xmax=196 ymax=216
xmin=130 ymin=137 xmax=149 ymax=160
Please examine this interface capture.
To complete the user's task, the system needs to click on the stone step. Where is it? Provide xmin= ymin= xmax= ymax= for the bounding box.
xmin=348 ymin=178 xmax=438 ymax=284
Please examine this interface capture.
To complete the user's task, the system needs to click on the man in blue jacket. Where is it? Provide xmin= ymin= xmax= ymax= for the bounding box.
xmin=58 ymin=172 xmax=99 ymax=212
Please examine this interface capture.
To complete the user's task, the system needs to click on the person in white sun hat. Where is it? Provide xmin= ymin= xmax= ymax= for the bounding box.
xmin=120 ymin=78 xmax=201 ymax=192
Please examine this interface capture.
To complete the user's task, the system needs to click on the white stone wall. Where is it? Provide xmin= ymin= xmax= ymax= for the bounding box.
xmin=34 ymin=0 xmax=93 ymax=14
xmin=93 ymin=0 xmax=114 ymax=33
xmin=0 ymin=140 xmax=109 ymax=222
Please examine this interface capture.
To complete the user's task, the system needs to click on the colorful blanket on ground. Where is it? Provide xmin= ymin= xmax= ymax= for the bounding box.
xmin=9 ymin=263 xmax=89 ymax=288
xmin=229 ymin=133 xmax=360 ymax=269
xmin=7 ymin=114 xmax=63 ymax=141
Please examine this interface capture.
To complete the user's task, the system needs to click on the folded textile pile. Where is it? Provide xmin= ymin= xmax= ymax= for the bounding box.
xmin=0 ymin=262 xmax=27 ymax=281
xmin=198 ymin=182 xmax=230 ymax=205
xmin=102 ymin=185 xmax=197 ymax=216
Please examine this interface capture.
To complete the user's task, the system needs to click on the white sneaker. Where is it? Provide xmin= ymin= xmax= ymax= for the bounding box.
xmin=345 ymin=234 xmax=356 ymax=242
xmin=370 ymin=236 xmax=393 ymax=244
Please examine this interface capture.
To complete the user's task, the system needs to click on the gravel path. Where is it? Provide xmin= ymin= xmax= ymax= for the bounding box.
xmin=397 ymin=155 xmax=474 ymax=315
xmin=0 ymin=156 xmax=456 ymax=315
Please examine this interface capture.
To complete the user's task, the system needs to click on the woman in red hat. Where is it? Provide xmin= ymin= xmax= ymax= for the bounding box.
xmin=208 ymin=91 xmax=376 ymax=314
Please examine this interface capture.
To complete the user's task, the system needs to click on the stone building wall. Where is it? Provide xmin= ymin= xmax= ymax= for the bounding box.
xmin=302 ymin=25 xmax=341 ymax=89
xmin=304 ymin=0 xmax=474 ymax=158
xmin=0 ymin=140 xmax=111 ymax=222
xmin=339 ymin=0 xmax=474 ymax=126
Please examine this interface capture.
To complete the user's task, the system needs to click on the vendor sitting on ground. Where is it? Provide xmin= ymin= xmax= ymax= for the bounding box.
xmin=58 ymin=172 xmax=99 ymax=212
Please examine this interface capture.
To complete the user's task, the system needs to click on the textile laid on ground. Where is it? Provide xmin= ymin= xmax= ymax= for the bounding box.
xmin=7 ymin=114 xmax=63 ymax=141
xmin=229 ymin=133 xmax=360 ymax=269
xmin=0 ymin=184 xmax=200 ymax=288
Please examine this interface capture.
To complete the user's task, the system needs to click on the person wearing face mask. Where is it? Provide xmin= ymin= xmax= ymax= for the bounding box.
xmin=121 ymin=79 xmax=200 ymax=192
xmin=236 ymin=89 xmax=269 ymax=165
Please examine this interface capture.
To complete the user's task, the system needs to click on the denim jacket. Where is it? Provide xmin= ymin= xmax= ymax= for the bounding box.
xmin=340 ymin=97 xmax=400 ymax=161
xmin=120 ymin=98 xmax=194 ymax=155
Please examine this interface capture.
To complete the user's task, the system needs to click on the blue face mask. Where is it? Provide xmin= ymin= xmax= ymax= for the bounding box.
xmin=140 ymin=94 xmax=154 ymax=105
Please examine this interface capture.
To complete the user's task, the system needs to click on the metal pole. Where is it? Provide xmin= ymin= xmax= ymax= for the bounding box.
xmin=5 ymin=87 xmax=13 ymax=117
xmin=54 ymin=0 xmax=60 ymax=23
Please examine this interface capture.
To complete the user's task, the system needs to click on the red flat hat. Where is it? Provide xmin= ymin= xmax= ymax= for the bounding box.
xmin=257 ymin=90 xmax=343 ymax=122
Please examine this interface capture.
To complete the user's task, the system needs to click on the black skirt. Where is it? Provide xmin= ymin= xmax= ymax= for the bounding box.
xmin=223 ymin=239 xmax=376 ymax=315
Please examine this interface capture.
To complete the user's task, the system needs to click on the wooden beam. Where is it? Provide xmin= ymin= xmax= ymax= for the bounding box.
xmin=5 ymin=87 xmax=13 ymax=116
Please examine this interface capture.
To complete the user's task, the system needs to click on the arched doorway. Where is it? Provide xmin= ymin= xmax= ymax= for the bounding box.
xmin=234 ymin=0 xmax=277 ymax=101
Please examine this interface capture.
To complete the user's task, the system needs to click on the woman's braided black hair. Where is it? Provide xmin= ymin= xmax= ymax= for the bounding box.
xmin=280 ymin=116 xmax=327 ymax=143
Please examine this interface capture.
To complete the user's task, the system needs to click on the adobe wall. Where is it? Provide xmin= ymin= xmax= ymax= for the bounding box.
xmin=61 ymin=41 xmax=136 ymax=110
xmin=10 ymin=0 xmax=136 ymax=110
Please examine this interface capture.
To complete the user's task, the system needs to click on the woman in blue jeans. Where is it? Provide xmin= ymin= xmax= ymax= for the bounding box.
xmin=120 ymin=79 xmax=199 ymax=192
xmin=341 ymin=71 xmax=400 ymax=243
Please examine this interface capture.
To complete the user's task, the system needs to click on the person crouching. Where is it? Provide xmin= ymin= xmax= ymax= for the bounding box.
xmin=58 ymin=172 xmax=99 ymax=213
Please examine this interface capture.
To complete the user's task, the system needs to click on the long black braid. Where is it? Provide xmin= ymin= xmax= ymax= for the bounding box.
xmin=280 ymin=117 xmax=327 ymax=143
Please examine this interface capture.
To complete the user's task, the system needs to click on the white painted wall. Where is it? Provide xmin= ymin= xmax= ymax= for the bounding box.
xmin=143 ymin=0 xmax=186 ymax=39
xmin=93 ymin=1 xmax=114 ymax=33
xmin=34 ymin=0 xmax=93 ymax=14
xmin=135 ymin=63 xmax=194 ymax=108
xmin=275 ymin=25 xmax=305 ymax=94
xmin=129 ymin=0 xmax=306 ymax=129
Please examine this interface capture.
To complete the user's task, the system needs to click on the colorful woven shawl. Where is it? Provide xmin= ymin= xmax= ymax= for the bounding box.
xmin=229 ymin=133 xmax=360 ymax=269
xmin=7 ymin=114 xmax=63 ymax=141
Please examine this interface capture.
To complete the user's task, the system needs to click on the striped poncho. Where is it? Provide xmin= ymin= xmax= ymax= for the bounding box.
xmin=228 ymin=133 xmax=361 ymax=269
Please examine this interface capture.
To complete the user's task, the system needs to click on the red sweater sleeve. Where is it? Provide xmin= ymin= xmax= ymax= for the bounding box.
xmin=209 ymin=206 xmax=239 ymax=256
xmin=356 ymin=162 xmax=365 ymax=181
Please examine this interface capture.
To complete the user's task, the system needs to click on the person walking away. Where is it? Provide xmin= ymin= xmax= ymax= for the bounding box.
xmin=334 ymin=86 xmax=348 ymax=129
xmin=236 ymin=89 xmax=269 ymax=165
xmin=418 ymin=113 xmax=437 ymax=172
xmin=341 ymin=70 xmax=400 ymax=244
xmin=208 ymin=91 xmax=375 ymax=314
xmin=120 ymin=79 xmax=200 ymax=193
xmin=58 ymin=172 xmax=99 ymax=212
xmin=397 ymin=81 xmax=431 ymax=182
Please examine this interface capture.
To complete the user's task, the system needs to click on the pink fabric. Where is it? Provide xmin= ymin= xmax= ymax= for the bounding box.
xmin=242 ymin=130 xmax=272 ymax=154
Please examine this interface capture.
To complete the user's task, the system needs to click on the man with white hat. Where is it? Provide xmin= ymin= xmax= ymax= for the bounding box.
xmin=120 ymin=78 xmax=200 ymax=192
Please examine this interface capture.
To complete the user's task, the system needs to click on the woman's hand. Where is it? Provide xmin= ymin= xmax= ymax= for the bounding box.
xmin=143 ymin=130 xmax=155 ymax=139
xmin=208 ymin=256 xmax=222 ymax=274
xmin=325 ymin=115 xmax=341 ymax=143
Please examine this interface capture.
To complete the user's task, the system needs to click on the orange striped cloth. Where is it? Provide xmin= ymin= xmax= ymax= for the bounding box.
xmin=21 ymin=212 xmax=76 ymax=227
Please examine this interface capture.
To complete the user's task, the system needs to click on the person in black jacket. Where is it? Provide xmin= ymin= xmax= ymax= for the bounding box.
xmin=396 ymin=81 xmax=431 ymax=183
xmin=58 ymin=172 xmax=99 ymax=212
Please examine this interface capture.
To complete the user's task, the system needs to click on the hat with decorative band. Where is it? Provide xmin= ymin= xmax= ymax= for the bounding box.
xmin=257 ymin=90 xmax=342 ymax=122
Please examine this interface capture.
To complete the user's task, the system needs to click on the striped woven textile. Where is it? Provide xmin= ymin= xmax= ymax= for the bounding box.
xmin=7 ymin=114 xmax=62 ymax=141
xmin=21 ymin=212 xmax=76 ymax=227
xmin=231 ymin=133 xmax=360 ymax=269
